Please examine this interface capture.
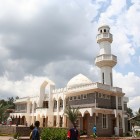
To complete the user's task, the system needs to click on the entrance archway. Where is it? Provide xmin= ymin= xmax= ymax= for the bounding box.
xmin=83 ymin=113 xmax=90 ymax=134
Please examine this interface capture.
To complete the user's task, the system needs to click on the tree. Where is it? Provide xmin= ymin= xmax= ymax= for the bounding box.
xmin=135 ymin=108 xmax=140 ymax=116
xmin=127 ymin=107 xmax=134 ymax=118
xmin=15 ymin=96 xmax=19 ymax=100
xmin=0 ymin=97 xmax=16 ymax=123
xmin=65 ymin=105 xmax=79 ymax=125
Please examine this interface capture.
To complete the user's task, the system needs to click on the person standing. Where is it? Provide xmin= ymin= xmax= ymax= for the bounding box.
xmin=67 ymin=122 xmax=79 ymax=140
xmin=132 ymin=124 xmax=136 ymax=138
xmin=32 ymin=121 xmax=40 ymax=140
xmin=92 ymin=125 xmax=97 ymax=138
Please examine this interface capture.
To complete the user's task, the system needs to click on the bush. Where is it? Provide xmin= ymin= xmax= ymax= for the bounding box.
xmin=41 ymin=127 xmax=67 ymax=140
xmin=13 ymin=133 xmax=20 ymax=139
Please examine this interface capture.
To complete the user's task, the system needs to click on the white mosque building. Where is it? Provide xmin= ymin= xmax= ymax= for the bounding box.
xmin=10 ymin=25 xmax=129 ymax=136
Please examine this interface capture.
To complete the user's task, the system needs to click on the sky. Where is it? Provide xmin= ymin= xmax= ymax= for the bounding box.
xmin=0 ymin=0 xmax=140 ymax=113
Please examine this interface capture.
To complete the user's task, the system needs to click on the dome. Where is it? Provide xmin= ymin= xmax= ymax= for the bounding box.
xmin=67 ymin=74 xmax=92 ymax=88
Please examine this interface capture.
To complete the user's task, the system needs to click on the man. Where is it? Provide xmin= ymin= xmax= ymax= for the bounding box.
xmin=92 ymin=125 xmax=97 ymax=138
xmin=67 ymin=122 xmax=79 ymax=140
xmin=32 ymin=121 xmax=40 ymax=140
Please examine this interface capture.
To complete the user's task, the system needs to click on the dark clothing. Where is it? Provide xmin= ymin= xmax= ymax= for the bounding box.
xmin=32 ymin=127 xmax=40 ymax=140
xmin=67 ymin=128 xmax=79 ymax=140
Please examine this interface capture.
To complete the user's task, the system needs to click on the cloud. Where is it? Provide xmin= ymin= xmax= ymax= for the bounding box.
xmin=114 ymin=71 xmax=140 ymax=112
xmin=0 ymin=75 xmax=54 ymax=99
xmin=0 ymin=0 xmax=98 ymax=82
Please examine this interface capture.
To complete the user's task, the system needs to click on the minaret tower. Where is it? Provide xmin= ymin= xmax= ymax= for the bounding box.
xmin=95 ymin=25 xmax=117 ymax=86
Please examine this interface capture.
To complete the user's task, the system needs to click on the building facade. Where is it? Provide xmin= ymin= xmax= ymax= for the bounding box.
xmin=10 ymin=25 xmax=129 ymax=136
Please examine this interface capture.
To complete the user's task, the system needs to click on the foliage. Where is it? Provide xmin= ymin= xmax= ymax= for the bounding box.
xmin=0 ymin=97 xmax=15 ymax=123
xmin=41 ymin=127 xmax=67 ymax=140
xmin=65 ymin=105 xmax=79 ymax=125
xmin=13 ymin=133 xmax=20 ymax=139
xmin=92 ymin=133 xmax=97 ymax=138
xmin=135 ymin=108 xmax=140 ymax=117
xmin=127 ymin=107 xmax=134 ymax=118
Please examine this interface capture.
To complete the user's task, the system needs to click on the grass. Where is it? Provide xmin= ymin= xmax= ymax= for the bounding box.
xmin=0 ymin=133 xmax=13 ymax=136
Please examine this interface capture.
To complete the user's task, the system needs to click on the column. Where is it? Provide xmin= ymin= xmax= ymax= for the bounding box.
xmin=116 ymin=115 xmax=119 ymax=136
xmin=39 ymin=116 xmax=43 ymax=127
xmin=63 ymin=99 xmax=65 ymax=112
xmin=122 ymin=97 xmax=125 ymax=134
xmin=27 ymin=102 xmax=31 ymax=114
xmin=56 ymin=99 xmax=59 ymax=127
xmin=56 ymin=115 xmax=60 ymax=127
xmin=62 ymin=116 xmax=67 ymax=127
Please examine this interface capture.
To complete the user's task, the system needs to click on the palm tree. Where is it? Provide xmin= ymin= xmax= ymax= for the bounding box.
xmin=65 ymin=105 xmax=79 ymax=125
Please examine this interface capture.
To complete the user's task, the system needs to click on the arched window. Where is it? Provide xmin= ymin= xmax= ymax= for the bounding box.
xmin=59 ymin=99 xmax=63 ymax=108
xmin=104 ymin=29 xmax=106 ymax=33
xmin=54 ymin=100 xmax=57 ymax=109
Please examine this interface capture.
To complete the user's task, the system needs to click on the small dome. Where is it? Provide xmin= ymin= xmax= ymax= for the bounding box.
xmin=67 ymin=74 xmax=92 ymax=88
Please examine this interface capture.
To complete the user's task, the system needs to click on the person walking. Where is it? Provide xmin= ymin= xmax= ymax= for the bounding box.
xmin=67 ymin=122 xmax=79 ymax=140
xmin=32 ymin=121 xmax=40 ymax=140
xmin=92 ymin=125 xmax=97 ymax=138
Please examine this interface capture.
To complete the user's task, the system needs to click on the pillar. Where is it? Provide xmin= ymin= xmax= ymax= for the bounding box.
xmin=63 ymin=115 xmax=67 ymax=127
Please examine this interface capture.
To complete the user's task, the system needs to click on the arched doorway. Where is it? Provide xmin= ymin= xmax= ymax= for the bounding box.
xmin=83 ymin=113 xmax=90 ymax=134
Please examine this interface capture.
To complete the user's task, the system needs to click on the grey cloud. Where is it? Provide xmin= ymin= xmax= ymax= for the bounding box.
xmin=0 ymin=0 xmax=98 ymax=87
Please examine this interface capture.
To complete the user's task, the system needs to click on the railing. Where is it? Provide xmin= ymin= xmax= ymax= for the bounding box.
xmin=14 ymin=97 xmax=29 ymax=103
xmin=96 ymin=33 xmax=112 ymax=40
xmin=71 ymin=103 xmax=97 ymax=108
xmin=52 ymin=82 xmax=122 ymax=95
xmin=95 ymin=54 xmax=117 ymax=62
xmin=66 ymin=82 xmax=122 ymax=93
xmin=36 ymin=108 xmax=49 ymax=114
xmin=14 ymin=110 xmax=27 ymax=113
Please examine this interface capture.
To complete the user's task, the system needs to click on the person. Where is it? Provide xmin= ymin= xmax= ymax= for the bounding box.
xmin=114 ymin=125 xmax=119 ymax=136
xmin=29 ymin=124 xmax=34 ymax=140
xmin=32 ymin=121 xmax=40 ymax=140
xmin=132 ymin=124 xmax=136 ymax=137
xmin=92 ymin=125 xmax=97 ymax=138
xmin=67 ymin=122 xmax=79 ymax=140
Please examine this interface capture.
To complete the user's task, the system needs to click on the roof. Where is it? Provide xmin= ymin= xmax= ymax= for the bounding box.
xmin=67 ymin=73 xmax=92 ymax=88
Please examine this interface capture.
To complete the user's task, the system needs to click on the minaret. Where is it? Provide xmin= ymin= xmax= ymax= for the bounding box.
xmin=95 ymin=25 xmax=117 ymax=86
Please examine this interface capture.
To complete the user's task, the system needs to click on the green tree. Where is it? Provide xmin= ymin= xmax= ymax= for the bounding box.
xmin=135 ymin=108 xmax=140 ymax=116
xmin=0 ymin=97 xmax=16 ymax=123
xmin=127 ymin=107 xmax=134 ymax=118
xmin=15 ymin=96 xmax=19 ymax=100
xmin=65 ymin=105 xmax=79 ymax=125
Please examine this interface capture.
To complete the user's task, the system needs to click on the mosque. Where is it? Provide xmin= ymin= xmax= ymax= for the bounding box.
xmin=10 ymin=25 xmax=129 ymax=136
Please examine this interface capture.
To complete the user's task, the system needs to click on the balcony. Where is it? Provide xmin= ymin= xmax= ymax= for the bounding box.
xmin=95 ymin=54 xmax=117 ymax=67
xmin=66 ymin=82 xmax=122 ymax=95
xmin=96 ymin=33 xmax=113 ymax=43
xmin=15 ymin=110 xmax=27 ymax=113
xmin=36 ymin=107 xmax=50 ymax=114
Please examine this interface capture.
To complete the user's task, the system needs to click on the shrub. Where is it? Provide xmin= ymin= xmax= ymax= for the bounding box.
xmin=13 ymin=133 xmax=20 ymax=139
xmin=41 ymin=127 xmax=67 ymax=140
